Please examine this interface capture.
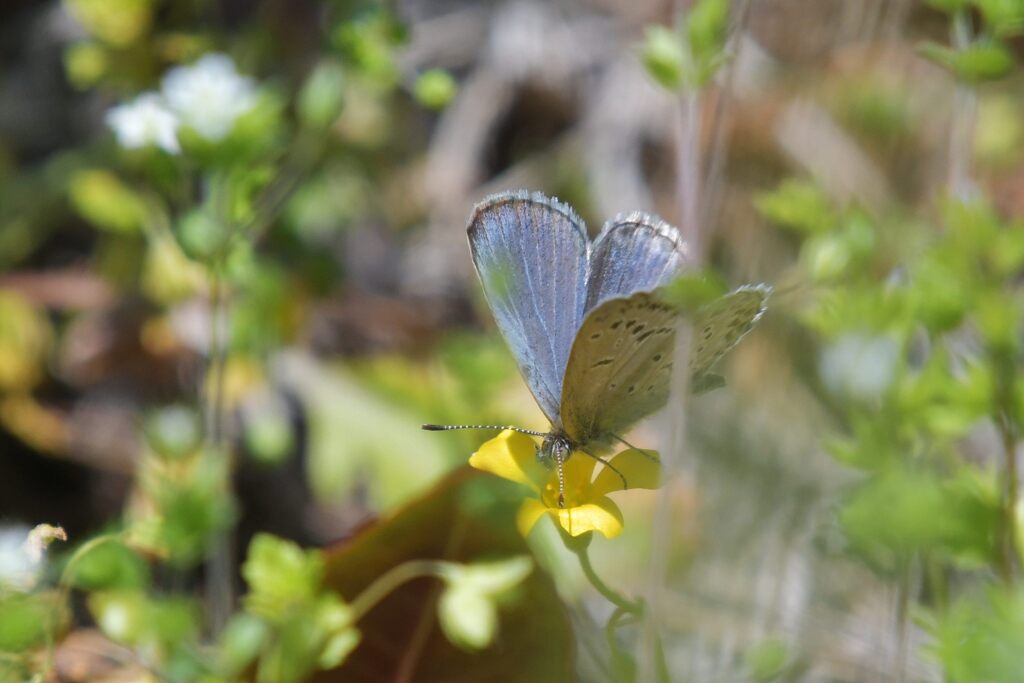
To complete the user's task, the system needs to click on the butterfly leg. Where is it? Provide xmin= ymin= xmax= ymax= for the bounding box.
xmin=609 ymin=433 xmax=661 ymax=463
xmin=578 ymin=448 xmax=629 ymax=490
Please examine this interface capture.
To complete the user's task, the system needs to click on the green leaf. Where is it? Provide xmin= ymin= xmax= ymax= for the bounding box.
xmin=919 ymin=39 xmax=1015 ymax=83
xmin=414 ymin=69 xmax=458 ymax=110
xmin=298 ymin=59 xmax=346 ymax=129
xmin=66 ymin=539 xmax=149 ymax=591
xmin=144 ymin=404 xmax=202 ymax=461
xmin=660 ymin=271 xmax=728 ymax=312
xmin=64 ymin=0 xmax=153 ymax=47
xmin=218 ymin=613 xmax=269 ymax=677
xmin=176 ymin=207 xmax=230 ymax=262
xmin=322 ymin=468 xmax=574 ymax=681
xmin=933 ymin=586 xmax=1024 ymax=683
xmin=437 ymin=586 xmax=496 ymax=650
xmin=0 ymin=594 xmax=57 ymax=651
xmin=242 ymin=534 xmax=324 ymax=621
xmin=68 ymin=169 xmax=148 ymax=234
xmin=745 ymin=638 xmax=791 ymax=681
xmin=642 ymin=26 xmax=685 ymax=91
xmin=441 ymin=556 xmax=533 ymax=597
xmin=686 ymin=0 xmax=730 ymax=65
xmin=755 ymin=178 xmax=836 ymax=234
xmin=839 ymin=467 xmax=1000 ymax=571
xmin=974 ymin=0 xmax=1024 ymax=36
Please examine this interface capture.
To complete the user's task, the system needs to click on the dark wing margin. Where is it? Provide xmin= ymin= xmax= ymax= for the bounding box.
xmin=585 ymin=212 xmax=690 ymax=313
xmin=689 ymin=284 xmax=771 ymax=379
xmin=468 ymin=191 xmax=590 ymax=427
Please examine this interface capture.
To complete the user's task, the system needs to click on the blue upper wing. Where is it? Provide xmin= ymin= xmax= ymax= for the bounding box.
xmin=584 ymin=212 xmax=690 ymax=312
xmin=468 ymin=191 xmax=590 ymax=427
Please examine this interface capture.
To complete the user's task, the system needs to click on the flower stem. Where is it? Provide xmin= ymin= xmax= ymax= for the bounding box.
xmin=947 ymin=9 xmax=976 ymax=201
xmin=349 ymin=560 xmax=450 ymax=621
xmin=571 ymin=542 xmax=642 ymax=615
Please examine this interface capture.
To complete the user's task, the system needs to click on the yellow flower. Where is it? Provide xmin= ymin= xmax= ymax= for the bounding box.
xmin=469 ymin=430 xmax=661 ymax=539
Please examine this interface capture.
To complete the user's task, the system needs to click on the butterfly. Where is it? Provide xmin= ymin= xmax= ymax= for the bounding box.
xmin=424 ymin=191 xmax=770 ymax=506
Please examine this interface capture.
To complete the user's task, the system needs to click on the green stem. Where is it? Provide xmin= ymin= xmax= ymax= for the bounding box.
xmin=349 ymin=560 xmax=450 ymax=622
xmin=571 ymin=542 xmax=642 ymax=615
xmin=997 ymin=410 xmax=1020 ymax=583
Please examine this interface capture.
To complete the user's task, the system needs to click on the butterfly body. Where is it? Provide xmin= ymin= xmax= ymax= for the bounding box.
xmin=427 ymin=191 xmax=770 ymax=505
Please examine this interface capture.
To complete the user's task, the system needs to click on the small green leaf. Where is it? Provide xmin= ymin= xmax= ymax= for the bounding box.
xmin=919 ymin=39 xmax=1014 ymax=83
xmin=642 ymin=26 xmax=685 ymax=91
xmin=438 ymin=585 xmax=497 ymax=650
xmin=0 ymin=594 xmax=55 ymax=650
xmin=745 ymin=638 xmax=791 ymax=681
xmin=414 ymin=69 xmax=458 ymax=110
xmin=661 ymin=271 xmax=728 ymax=312
xmin=933 ymin=586 xmax=1024 ymax=683
xmin=242 ymin=534 xmax=324 ymax=621
xmin=68 ymin=169 xmax=148 ymax=234
xmin=755 ymin=178 xmax=836 ymax=234
xmin=442 ymin=556 xmax=533 ymax=596
xmin=218 ymin=614 xmax=269 ymax=676
xmin=298 ymin=60 xmax=345 ymax=129
xmin=144 ymin=405 xmax=202 ymax=461
xmin=975 ymin=0 xmax=1024 ymax=36
xmin=686 ymin=0 xmax=729 ymax=65
xmin=66 ymin=540 xmax=149 ymax=591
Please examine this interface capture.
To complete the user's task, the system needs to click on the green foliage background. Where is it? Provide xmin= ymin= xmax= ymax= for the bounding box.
xmin=1 ymin=0 xmax=1024 ymax=681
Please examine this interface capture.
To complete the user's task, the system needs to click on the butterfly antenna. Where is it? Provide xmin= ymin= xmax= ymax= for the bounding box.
xmin=609 ymin=433 xmax=661 ymax=463
xmin=421 ymin=423 xmax=548 ymax=437
xmin=578 ymin=448 xmax=629 ymax=490
xmin=554 ymin=446 xmax=567 ymax=509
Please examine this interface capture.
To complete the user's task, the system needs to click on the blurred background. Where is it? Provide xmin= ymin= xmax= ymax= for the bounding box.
xmin=2 ymin=0 xmax=1023 ymax=681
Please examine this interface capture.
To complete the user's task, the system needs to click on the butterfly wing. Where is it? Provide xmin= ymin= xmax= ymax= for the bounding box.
xmin=689 ymin=284 xmax=771 ymax=381
xmin=585 ymin=212 xmax=690 ymax=312
xmin=560 ymin=284 xmax=772 ymax=447
xmin=560 ymin=292 xmax=678 ymax=447
xmin=468 ymin=191 xmax=590 ymax=427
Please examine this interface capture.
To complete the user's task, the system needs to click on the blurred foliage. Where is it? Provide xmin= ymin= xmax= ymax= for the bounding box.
xmin=3 ymin=0 xmax=1024 ymax=680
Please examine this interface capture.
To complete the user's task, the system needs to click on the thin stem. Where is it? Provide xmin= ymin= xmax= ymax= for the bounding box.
xmin=701 ymin=0 xmax=752 ymax=233
xmin=204 ymin=265 xmax=233 ymax=634
xmin=640 ymin=8 xmax=704 ymax=680
xmin=892 ymin=557 xmax=916 ymax=683
xmin=676 ymin=89 xmax=703 ymax=257
xmin=997 ymin=410 xmax=1020 ymax=583
xmin=947 ymin=10 xmax=976 ymax=201
xmin=349 ymin=560 xmax=449 ymax=621
xmin=571 ymin=543 xmax=642 ymax=615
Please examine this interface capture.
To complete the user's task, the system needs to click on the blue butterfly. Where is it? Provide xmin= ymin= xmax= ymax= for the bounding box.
xmin=426 ymin=191 xmax=769 ymax=505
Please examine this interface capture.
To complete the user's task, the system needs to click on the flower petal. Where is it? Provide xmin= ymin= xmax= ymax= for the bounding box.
xmin=555 ymin=497 xmax=624 ymax=539
xmin=469 ymin=430 xmax=545 ymax=490
xmin=591 ymin=449 xmax=662 ymax=496
xmin=516 ymin=499 xmax=549 ymax=537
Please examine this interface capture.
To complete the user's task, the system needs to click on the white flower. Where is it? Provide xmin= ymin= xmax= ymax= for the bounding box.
xmin=161 ymin=53 xmax=258 ymax=141
xmin=0 ymin=525 xmax=41 ymax=591
xmin=819 ymin=333 xmax=900 ymax=402
xmin=106 ymin=92 xmax=180 ymax=153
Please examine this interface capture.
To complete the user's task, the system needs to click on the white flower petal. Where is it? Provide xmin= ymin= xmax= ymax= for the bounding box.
xmin=161 ymin=53 xmax=259 ymax=141
xmin=106 ymin=92 xmax=180 ymax=153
